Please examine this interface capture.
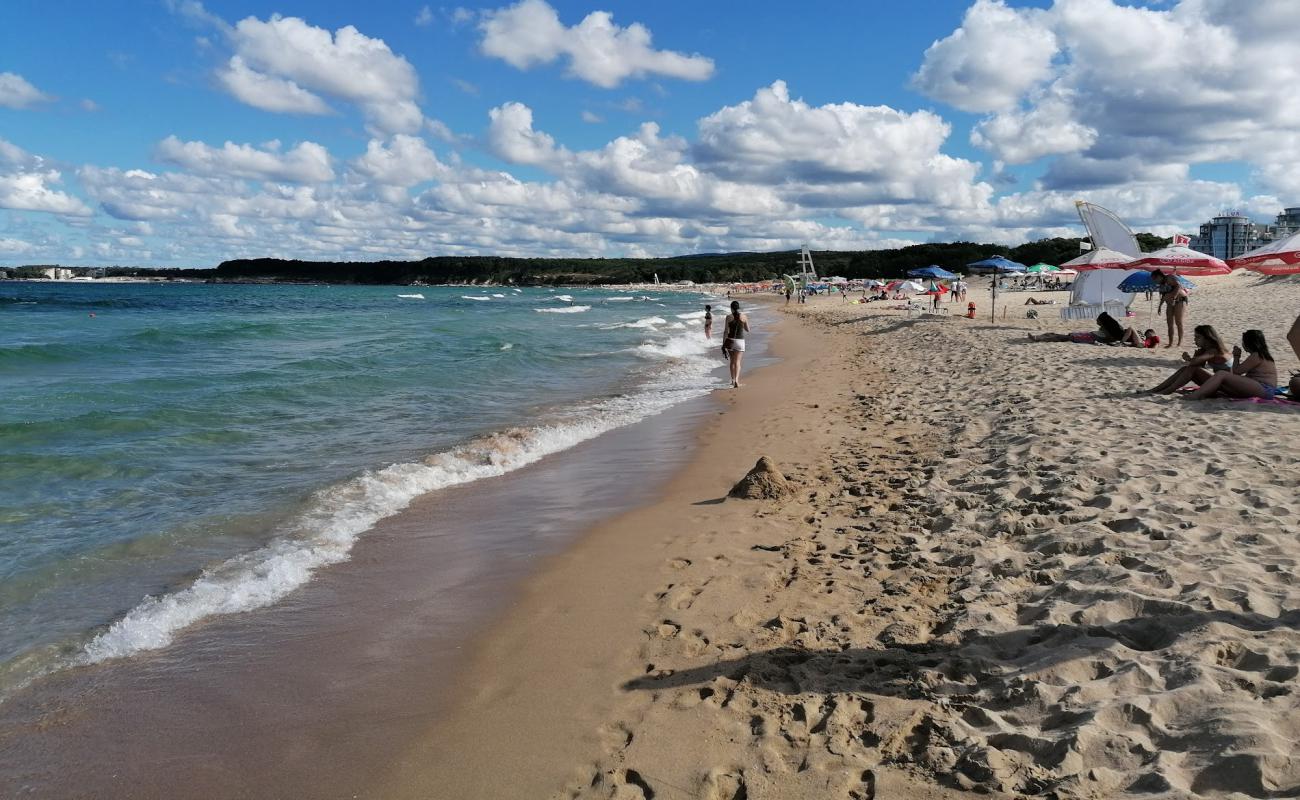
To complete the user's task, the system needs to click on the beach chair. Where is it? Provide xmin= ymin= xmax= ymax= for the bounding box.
xmin=1060 ymin=301 xmax=1127 ymax=321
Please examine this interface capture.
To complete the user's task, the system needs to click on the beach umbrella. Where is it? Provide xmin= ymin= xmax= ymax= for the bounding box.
xmin=1025 ymin=263 xmax=1060 ymax=274
xmin=893 ymin=280 xmax=926 ymax=295
xmin=967 ymin=256 xmax=1026 ymax=273
xmin=1061 ymin=247 xmax=1134 ymax=270
xmin=1129 ymin=245 xmax=1232 ymax=276
xmin=1117 ymin=272 xmax=1195 ymax=293
xmin=1228 ymin=230 xmax=1300 ymax=275
xmin=907 ymin=265 xmax=959 ymax=280
xmin=865 ymin=279 xmax=886 ymax=288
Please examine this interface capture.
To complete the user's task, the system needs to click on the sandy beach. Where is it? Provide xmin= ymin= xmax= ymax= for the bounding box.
xmin=388 ymin=273 xmax=1300 ymax=799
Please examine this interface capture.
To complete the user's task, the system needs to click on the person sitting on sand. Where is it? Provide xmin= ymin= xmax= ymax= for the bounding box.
xmin=1182 ymin=329 xmax=1279 ymax=400
xmin=1026 ymin=312 xmax=1143 ymax=346
xmin=1142 ymin=325 xmax=1229 ymax=394
xmin=1141 ymin=329 xmax=1160 ymax=348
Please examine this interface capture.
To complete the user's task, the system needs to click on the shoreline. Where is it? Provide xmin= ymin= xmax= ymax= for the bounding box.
xmin=383 ymin=275 xmax=1300 ymax=799
xmin=0 ymin=294 xmax=770 ymax=799
xmin=379 ymin=300 xmax=972 ymax=798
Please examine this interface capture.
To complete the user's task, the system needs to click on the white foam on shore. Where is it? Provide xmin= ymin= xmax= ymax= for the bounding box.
xmin=676 ymin=311 xmax=707 ymax=319
xmin=78 ymin=326 xmax=725 ymax=665
xmin=535 ymin=305 xmax=590 ymax=314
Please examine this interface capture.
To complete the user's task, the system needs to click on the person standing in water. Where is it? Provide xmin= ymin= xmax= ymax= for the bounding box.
xmin=703 ymin=304 xmax=713 ymax=339
xmin=722 ymin=300 xmax=749 ymax=388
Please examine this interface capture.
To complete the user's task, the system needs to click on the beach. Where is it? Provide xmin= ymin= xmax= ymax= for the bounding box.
xmin=384 ymin=273 xmax=1300 ymax=799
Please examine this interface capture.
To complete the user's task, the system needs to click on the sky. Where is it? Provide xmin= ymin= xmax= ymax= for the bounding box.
xmin=2 ymin=0 xmax=1298 ymax=267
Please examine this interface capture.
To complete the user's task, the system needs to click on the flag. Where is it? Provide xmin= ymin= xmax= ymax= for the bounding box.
xmin=1173 ymin=234 xmax=1191 ymax=246
xmin=1079 ymin=241 xmax=1093 ymax=251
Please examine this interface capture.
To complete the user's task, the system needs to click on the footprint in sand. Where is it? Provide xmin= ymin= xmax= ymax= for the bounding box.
xmin=702 ymin=769 xmax=747 ymax=800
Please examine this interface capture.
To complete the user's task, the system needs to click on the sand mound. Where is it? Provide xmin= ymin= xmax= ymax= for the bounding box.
xmin=728 ymin=456 xmax=793 ymax=500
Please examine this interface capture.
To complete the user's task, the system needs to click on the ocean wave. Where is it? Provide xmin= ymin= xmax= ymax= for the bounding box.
xmin=535 ymin=305 xmax=590 ymax=314
xmin=605 ymin=316 xmax=667 ymax=329
xmin=77 ymin=332 xmax=725 ymax=665
xmin=676 ymin=311 xmax=708 ymax=319
xmin=397 ymin=293 xmax=424 ymax=299
xmin=553 ymin=295 xmax=574 ymax=302
xmin=462 ymin=295 xmax=492 ymax=301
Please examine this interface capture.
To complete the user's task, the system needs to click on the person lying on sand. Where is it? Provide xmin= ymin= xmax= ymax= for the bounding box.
xmin=1024 ymin=297 xmax=1056 ymax=305
xmin=1027 ymin=312 xmax=1143 ymax=346
xmin=1142 ymin=325 xmax=1229 ymax=394
xmin=1182 ymin=329 xmax=1280 ymax=400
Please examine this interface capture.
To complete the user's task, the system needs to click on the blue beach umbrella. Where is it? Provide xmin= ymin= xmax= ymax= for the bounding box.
xmin=967 ymin=256 xmax=1026 ymax=273
xmin=1118 ymin=272 xmax=1195 ymax=293
xmin=907 ymin=265 xmax=958 ymax=280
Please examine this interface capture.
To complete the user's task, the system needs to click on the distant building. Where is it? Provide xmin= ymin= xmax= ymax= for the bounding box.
xmin=1189 ymin=213 xmax=1267 ymax=260
xmin=40 ymin=267 xmax=74 ymax=280
xmin=1190 ymin=207 xmax=1300 ymax=259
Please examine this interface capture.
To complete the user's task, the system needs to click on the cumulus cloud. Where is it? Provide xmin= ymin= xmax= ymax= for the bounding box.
xmin=217 ymin=56 xmax=332 ymax=115
xmin=486 ymin=102 xmax=570 ymax=167
xmin=479 ymin=0 xmax=714 ymax=88
xmin=218 ymin=14 xmax=424 ymax=133
xmin=0 ymin=138 xmax=92 ymax=216
xmin=0 ymin=72 xmax=53 ymax=109
xmin=350 ymin=135 xmax=447 ymax=187
xmin=154 ymin=136 xmax=335 ymax=183
xmin=912 ymin=0 xmax=1057 ymax=113
xmin=917 ymin=0 xmax=1300 ymax=197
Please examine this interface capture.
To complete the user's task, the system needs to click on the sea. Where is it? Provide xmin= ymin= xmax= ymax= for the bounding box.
xmin=0 ymin=280 xmax=739 ymax=701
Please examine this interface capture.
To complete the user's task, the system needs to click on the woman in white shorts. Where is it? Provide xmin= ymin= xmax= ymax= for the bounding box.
xmin=722 ymin=300 xmax=749 ymax=388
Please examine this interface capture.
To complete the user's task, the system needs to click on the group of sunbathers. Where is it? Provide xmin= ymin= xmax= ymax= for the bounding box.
xmin=1029 ymin=313 xmax=1300 ymax=401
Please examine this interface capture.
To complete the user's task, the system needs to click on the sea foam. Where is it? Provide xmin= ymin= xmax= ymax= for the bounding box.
xmin=535 ymin=305 xmax=591 ymax=314
xmin=78 ymin=325 xmax=724 ymax=664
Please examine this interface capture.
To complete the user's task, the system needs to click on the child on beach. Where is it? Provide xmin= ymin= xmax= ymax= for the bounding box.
xmin=1142 ymin=325 xmax=1229 ymax=394
xmin=703 ymin=305 xmax=713 ymax=339
xmin=1181 ymin=329 xmax=1279 ymax=400
xmin=721 ymin=300 xmax=748 ymax=388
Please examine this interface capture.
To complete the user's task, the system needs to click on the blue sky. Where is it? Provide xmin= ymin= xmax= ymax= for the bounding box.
xmin=1 ymin=0 xmax=1295 ymax=266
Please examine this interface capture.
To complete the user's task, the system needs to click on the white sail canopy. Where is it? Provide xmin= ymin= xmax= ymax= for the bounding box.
xmin=1076 ymin=202 xmax=1142 ymax=258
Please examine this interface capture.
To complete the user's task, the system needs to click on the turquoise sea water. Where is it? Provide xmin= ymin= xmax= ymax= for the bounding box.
xmin=0 ymin=281 xmax=731 ymax=694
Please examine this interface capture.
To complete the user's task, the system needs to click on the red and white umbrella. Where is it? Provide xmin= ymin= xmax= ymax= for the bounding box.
xmin=1228 ymin=231 xmax=1300 ymax=275
xmin=1060 ymin=247 xmax=1135 ymax=271
xmin=1129 ymin=245 xmax=1232 ymax=276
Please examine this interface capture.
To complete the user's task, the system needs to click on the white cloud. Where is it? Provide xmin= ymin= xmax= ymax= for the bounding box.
xmin=0 ymin=237 xmax=35 ymax=254
xmin=479 ymin=0 xmax=714 ymax=88
xmin=918 ymin=0 xmax=1300 ymax=196
xmin=0 ymin=138 xmax=92 ymax=216
xmin=154 ymin=136 xmax=335 ymax=183
xmin=80 ymin=98 xmax=102 ymax=112
xmin=581 ymin=110 xmax=603 ymax=124
xmin=487 ymin=102 xmax=570 ymax=167
xmin=414 ymin=6 xmax=434 ymax=27
xmin=912 ymin=0 xmax=1057 ymax=113
xmin=219 ymin=14 xmax=424 ymax=133
xmin=217 ymin=56 xmax=332 ymax=115
xmin=0 ymin=72 xmax=53 ymax=109
xmin=350 ymin=135 xmax=447 ymax=187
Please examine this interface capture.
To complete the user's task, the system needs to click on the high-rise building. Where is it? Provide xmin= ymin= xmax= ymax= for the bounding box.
xmin=1189 ymin=212 xmax=1268 ymax=259
xmin=1272 ymin=207 xmax=1300 ymax=239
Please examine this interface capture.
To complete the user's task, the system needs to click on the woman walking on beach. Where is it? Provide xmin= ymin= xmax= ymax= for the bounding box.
xmin=1183 ymin=329 xmax=1279 ymax=400
xmin=1143 ymin=325 xmax=1229 ymax=394
xmin=703 ymin=305 xmax=713 ymax=340
xmin=1154 ymin=270 xmax=1188 ymax=349
xmin=722 ymin=300 xmax=748 ymax=388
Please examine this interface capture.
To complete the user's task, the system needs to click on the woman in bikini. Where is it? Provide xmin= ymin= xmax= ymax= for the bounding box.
xmin=703 ymin=304 xmax=713 ymax=340
xmin=1142 ymin=324 xmax=1229 ymax=394
xmin=1183 ymin=329 xmax=1279 ymax=400
xmin=722 ymin=300 xmax=749 ymax=388
xmin=1153 ymin=270 xmax=1188 ymax=349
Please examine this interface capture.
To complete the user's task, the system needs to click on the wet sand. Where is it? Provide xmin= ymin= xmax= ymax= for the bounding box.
xmin=386 ymin=276 xmax=1300 ymax=799
xmin=0 ymin=322 xmax=772 ymax=799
